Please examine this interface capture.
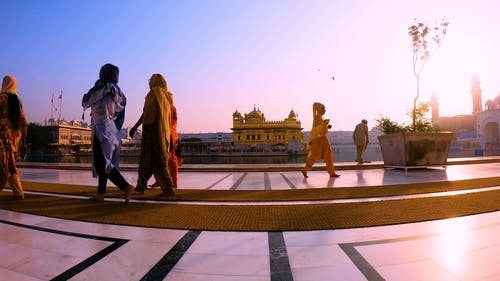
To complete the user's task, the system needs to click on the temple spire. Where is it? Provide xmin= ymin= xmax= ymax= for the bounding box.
xmin=471 ymin=74 xmax=483 ymax=114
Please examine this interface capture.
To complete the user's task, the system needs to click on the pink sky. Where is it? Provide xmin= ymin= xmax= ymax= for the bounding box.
xmin=2 ymin=0 xmax=500 ymax=132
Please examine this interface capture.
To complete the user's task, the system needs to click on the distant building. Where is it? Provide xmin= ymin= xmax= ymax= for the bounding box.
xmin=231 ymin=106 xmax=304 ymax=152
xmin=476 ymin=93 xmax=500 ymax=154
xmin=434 ymin=114 xmax=476 ymax=133
xmin=432 ymin=74 xmax=500 ymax=156
xmin=40 ymin=118 xmax=137 ymax=146
xmin=43 ymin=118 xmax=91 ymax=145
xmin=179 ymin=132 xmax=234 ymax=154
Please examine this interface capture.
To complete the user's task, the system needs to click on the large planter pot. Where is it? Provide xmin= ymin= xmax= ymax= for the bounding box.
xmin=378 ymin=131 xmax=453 ymax=168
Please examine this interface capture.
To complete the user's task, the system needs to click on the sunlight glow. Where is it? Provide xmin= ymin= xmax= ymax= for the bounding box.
xmin=422 ymin=29 xmax=494 ymax=117
xmin=440 ymin=166 xmax=470 ymax=181
xmin=432 ymin=218 xmax=472 ymax=271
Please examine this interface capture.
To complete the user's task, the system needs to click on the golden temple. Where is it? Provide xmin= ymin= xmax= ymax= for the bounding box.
xmin=231 ymin=106 xmax=303 ymax=151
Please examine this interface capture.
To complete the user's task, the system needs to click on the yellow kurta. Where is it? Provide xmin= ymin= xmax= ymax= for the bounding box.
xmin=304 ymin=103 xmax=336 ymax=175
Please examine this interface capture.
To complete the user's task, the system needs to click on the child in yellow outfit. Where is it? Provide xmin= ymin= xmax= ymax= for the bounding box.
xmin=302 ymin=102 xmax=340 ymax=178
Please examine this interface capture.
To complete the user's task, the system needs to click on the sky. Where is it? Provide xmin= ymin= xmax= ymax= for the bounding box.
xmin=2 ymin=0 xmax=500 ymax=133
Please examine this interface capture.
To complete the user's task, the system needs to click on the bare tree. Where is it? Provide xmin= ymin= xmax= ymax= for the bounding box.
xmin=408 ymin=18 xmax=449 ymax=131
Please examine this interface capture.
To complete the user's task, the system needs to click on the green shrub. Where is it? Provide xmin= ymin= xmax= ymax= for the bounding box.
xmin=376 ymin=102 xmax=439 ymax=135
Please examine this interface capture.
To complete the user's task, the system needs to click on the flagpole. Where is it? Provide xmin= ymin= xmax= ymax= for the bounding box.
xmin=50 ymin=93 xmax=54 ymax=120
xmin=58 ymin=91 xmax=63 ymax=123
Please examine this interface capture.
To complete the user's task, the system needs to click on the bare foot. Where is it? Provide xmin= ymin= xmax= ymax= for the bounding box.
xmin=133 ymin=188 xmax=145 ymax=195
xmin=301 ymin=169 xmax=308 ymax=178
xmin=89 ymin=194 xmax=104 ymax=202
xmin=125 ymin=185 xmax=134 ymax=203
xmin=157 ymin=189 xmax=175 ymax=197
xmin=149 ymin=182 xmax=160 ymax=188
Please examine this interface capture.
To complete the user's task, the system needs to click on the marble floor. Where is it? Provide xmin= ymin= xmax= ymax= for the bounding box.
xmin=1 ymin=161 xmax=499 ymax=280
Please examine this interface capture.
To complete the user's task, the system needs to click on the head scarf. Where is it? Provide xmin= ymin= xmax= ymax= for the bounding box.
xmin=86 ymin=63 xmax=120 ymax=95
xmin=148 ymin=74 xmax=173 ymax=104
xmin=313 ymin=102 xmax=325 ymax=117
xmin=307 ymin=102 xmax=328 ymax=147
xmin=1 ymin=75 xmax=24 ymax=130
xmin=99 ymin=63 xmax=119 ymax=84
xmin=1 ymin=75 xmax=17 ymax=94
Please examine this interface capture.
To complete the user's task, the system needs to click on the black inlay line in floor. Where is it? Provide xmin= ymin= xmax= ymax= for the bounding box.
xmin=0 ymin=219 xmax=129 ymax=281
xmin=140 ymin=230 xmax=201 ymax=281
xmin=339 ymin=220 xmax=500 ymax=281
xmin=280 ymin=173 xmax=297 ymax=189
xmin=229 ymin=173 xmax=248 ymax=190
xmin=264 ymin=172 xmax=271 ymax=190
xmin=268 ymin=231 xmax=294 ymax=281
xmin=0 ymin=219 xmax=126 ymax=243
xmin=52 ymin=240 xmax=128 ymax=281
xmin=338 ymin=243 xmax=385 ymax=281
xmin=206 ymin=173 xmax=232 ymax=190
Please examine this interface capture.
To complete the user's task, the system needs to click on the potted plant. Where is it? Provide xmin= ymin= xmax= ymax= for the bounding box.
xmin=376 ymin=18 xmax=453 ymax=169
xmin=376 ymin=103 xmax=453 ymax=168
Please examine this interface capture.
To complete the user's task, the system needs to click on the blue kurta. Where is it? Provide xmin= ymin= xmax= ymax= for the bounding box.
xmin=82 ymin=83 xmax=126 ymax=175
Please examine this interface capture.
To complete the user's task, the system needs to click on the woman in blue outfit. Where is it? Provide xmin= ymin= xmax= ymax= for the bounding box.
xmin=82 ymin=63 xmax=134 ymax=202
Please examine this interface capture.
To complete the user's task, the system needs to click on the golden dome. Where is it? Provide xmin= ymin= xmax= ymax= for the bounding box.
xmin=246 ymin=106 xmax=264 ymax=118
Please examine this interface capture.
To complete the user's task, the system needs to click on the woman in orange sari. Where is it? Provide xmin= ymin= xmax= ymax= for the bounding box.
xmin=167 ymin=102 xmax=182 ymax=188
xmin=302 ymin=102 xmax=340 ymax=178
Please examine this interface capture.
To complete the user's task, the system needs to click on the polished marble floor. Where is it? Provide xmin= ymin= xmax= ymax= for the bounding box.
xmin=1 ymin=161 xmax=499 ymax=280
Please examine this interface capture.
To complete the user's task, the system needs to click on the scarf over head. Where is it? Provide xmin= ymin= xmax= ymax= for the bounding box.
xmin=1 ymin=75 xmax=24 ymax=131
xmin=143 ymin=73 xmax=173 ymax=153
xmin=1 ymin=75 xmax=17 ymax=94
xmin=99 ymin=63 xmax=119 ymax=84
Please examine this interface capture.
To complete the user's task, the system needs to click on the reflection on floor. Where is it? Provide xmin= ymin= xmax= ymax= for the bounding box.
xmin=0 ymin=161 xmax=499 ymax=281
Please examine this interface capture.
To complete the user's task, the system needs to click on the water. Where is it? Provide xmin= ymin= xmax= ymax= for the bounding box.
xmin=26 ymin=153 xmax=304 ymax=164
xmin=26 ymin=145 xmax=484 ymax=165
xmin=25 ymin=144 xmax=384 ymax=164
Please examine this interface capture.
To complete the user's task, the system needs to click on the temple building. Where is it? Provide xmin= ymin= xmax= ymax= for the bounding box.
xmin=43 ymin=118 xmax=92 ymax=145
xmin=432 ymin=74 xmax=500 ymax=156
xmin=476 ymin=93 xmax=500 ymax=152
xmin=231 ymin=106 xmax=304 ymax=152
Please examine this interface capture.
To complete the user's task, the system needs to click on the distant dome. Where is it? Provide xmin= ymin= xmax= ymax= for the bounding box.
xmin=246 ymin=106 xmax=264 ymax=119
xmin=243 ymin=106 xmax=265 ymax=124
xmin=233 ymin=110 xmax=243 ymax=120
xmin=288 ymin=110 xmax=297 ymax=119
xmin=485 ymin=93 xmax=500 ymax=110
